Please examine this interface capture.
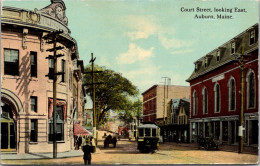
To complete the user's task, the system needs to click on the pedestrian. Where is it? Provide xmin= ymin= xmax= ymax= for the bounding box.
xmin=82 ymin=137 xmax=93 ymax=165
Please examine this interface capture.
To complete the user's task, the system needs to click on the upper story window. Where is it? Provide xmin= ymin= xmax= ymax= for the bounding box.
xmin=204 ymin=58 xmax=208 ymax=68
xmin=247 ymin=70 xmax=255 ymax=109
xmin=30 ymin=96 xmax=37 ymax=112
xmin=231 ymin=42 xmax=236 ymax=54
xmin=49 ymin=59 xmax=54 ymax=80
xmin=61 ymin=60 xmax=65 ymax=82
xmin=214 ymin=83 xmax=221 ymax=113
xmin=192 ymin=91 xmax=197 ymax=116
xmin=250 ymin=30 xmax=256 ymax=45
xmin=4 ymin=49 xmax=19 ymax=76
xmin=228 ymin=77 xmax=236 ymax=111
xmin=30 ymin=51 xmax=37 ymax=77
xmin=202 ymin=87 xmax=208 ymax=114
xmin=216 ymin=51 xmax=221 ymax=62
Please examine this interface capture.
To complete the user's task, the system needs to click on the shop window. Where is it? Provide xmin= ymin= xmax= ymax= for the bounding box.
xmin=49 ymin=106 xmax=64 ymax=141
xmin=30 ymin=119 xmax=38 ymax=142
xmin=30 ymin=51 xmax=37 ymax=77
xmin=250 ymin=30 xmax=256 ymax=45
xmin=4 ymin=49 xmax=19 ymax=76
xmin=30 ymin=96 xmax=37 ymax=112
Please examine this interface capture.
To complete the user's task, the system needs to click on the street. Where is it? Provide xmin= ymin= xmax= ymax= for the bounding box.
xmin=2 ymin=138 xmax=258 ymax=165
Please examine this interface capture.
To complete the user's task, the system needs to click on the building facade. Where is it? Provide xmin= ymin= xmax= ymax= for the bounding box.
xmin=1 ymin=0 xmax=85 ymax=153
xmin=186 ymin=24 xmax=258 ymax=146
xmin=164 ymin=99 xmax=190 ymax=143
xmin=142 ymin=85 xmax=190 ymax=125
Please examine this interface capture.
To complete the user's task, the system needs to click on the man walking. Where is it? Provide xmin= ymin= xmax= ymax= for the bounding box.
xmin=82 ymin=137 xmax=93 ymax=165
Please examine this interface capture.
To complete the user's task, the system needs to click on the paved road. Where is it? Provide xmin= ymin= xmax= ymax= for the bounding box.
xmin=2 ymin=138 xmax=258 ymax=165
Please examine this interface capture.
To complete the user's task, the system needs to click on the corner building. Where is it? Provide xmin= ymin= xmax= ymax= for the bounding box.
xmin=1 ymin=0 xmax=85 ymax=153
xmin=186 ymin=24 xmax=258 ymax=146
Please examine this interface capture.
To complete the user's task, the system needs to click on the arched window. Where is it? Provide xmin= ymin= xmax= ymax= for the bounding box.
xmin=247 ymin=70 xmax=256 ymax=108
xmin=214 ymin=83 xmax=221 ymax=113
xmin=202 ymin=87 xmax=208 ymax=114
xmin=228 ymin=77 xmax=236 ymax=111
xmin=193 ymin=90 xmax=197 ymax=115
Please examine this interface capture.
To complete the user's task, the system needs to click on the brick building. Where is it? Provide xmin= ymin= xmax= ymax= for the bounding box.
xmin=142 ymin=85 xmax=190 ymax=125
xmin=186 ymin=24 xmax=258 ymax=146
xmin=1 ymin=0 xmax=85 ymax=153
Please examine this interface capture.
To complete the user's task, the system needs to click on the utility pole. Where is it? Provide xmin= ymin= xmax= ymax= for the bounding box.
xmin=44 ymin=30 xmax=64 ymax=158
xmin=83 ymin=53 xmax=103 ymax=147
xmin=236 ymin=47 xmax=249 ymax=153
xmin=161 ymin=77 xmax=171 ymax=125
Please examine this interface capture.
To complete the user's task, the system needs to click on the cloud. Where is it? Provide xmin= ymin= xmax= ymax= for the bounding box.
xmin=116 ymin=43 xmax=154 ymax=64
xmin=158 ymin=34 xmax=194 ymax=50
xmin=122 ymin=15 xmax=194 ymax=53
xmin=122 ymin=15 xmax=158 ymax=40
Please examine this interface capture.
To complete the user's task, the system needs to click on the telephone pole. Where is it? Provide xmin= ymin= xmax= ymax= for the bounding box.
xmin=236 ymin=47 xmax=250 ymax=153
xmin=83 ymin=53 xmax=103 ymax=147
xmin=44 ymin=30 xmax=64 ymax=158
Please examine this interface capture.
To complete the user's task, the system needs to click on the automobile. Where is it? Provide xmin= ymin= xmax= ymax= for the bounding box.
xmin=137 ymin=122 xmax=160 ymax=153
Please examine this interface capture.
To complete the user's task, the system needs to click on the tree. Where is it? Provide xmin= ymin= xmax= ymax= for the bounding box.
xmin=83 ymin=65 xmax=139 ymax=127
xmin=118 ymin=99 xmax=143 ymax=124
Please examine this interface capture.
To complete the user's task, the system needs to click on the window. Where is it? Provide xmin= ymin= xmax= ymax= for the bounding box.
xmin=204 ymin=58 xmax=208 ymax=68
xmin=231 ymin=42 xmax=236 ymax=54
xmin=30 ymin=52 xmax=37 ymax=77
xmin=49 ymin=106 xmax=64 ymax=141
xmin=250 ymin=30 xmax=255 ymax=45
xmin=139 ymin=128 xmax=144 ymax=137
xmin=202 ymin=87 xmax=208 ymax=114
xmin=61 ymin=60 xmax=65 ymax=82
xmin=30 ymin=119 xmax=38 ymax=142
xmin=49 ymin=59 xmax=54 ymax=80
xmin=214 ymin=84 xmax=221 ymax=113
xmin=145 ymin=128 xmax=151 ymax=137
xmin=228 ymin=78 xmax=236 ymax=111
xmin=30 ymin=96 xmax=37 ymax=112
xmin=216 ymin=51 xmax=221 ymax=62
xmin=193 ymin=91 xmax=197 ymax=115
xmin=152 ymin=129 xmax=156 ymax=136
xmin=4 ymin=49 xmax=19 ymax=76
xmin=247 ymin=71 xmax=255 ymax=108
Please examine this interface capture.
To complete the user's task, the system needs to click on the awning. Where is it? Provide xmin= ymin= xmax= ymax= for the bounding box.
xmin=74 ymin=123 xmax=92 ymax=136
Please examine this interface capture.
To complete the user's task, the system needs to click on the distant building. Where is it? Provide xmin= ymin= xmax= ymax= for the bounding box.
xmin=1 ymin=0 xmax=85 ymax=153
xmin=84 ymin=109 xmax=93 ymax=126
xmin=164 ymin=99 xmax=190 ymax=143
xmin=186 ymin=24 xmax=258 ymax=146
xmin=142 ymin=85 xmax=190 ymax=125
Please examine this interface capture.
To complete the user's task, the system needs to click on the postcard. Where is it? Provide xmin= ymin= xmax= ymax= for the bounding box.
xmin=1 ymin=0 xmax=259 ymax=165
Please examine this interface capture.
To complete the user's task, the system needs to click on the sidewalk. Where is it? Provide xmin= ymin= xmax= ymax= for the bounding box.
xmin=1 ymin=147 xmax=102 ymax=160
xmin=161 ymin=142 xmax=258 ymax=155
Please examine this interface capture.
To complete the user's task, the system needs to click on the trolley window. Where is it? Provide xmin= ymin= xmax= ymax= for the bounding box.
xmin=152 ymin=128 xmax=156 ymax=136
xmin=139 ymin=128 xmax=144 ymax=137
xmin=145 ymin=128 xmax=151 ymax=137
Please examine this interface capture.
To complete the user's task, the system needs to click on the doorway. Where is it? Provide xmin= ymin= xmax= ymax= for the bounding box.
xmin=1 ymin=104 xmax=16 ymax=151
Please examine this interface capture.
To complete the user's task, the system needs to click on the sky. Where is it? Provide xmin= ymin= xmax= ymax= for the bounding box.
xmin=2 ymin=0 xmax=259 ymax=97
